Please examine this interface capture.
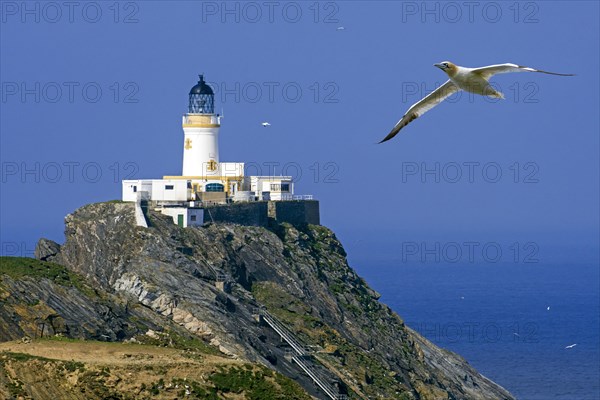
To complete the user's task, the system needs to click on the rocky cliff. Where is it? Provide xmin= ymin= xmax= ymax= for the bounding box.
xmin=1 ymin=202 xmax=514 ymax=399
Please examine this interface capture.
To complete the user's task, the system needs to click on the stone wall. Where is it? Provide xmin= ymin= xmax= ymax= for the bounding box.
xmin=204 ymin=202 xmax=269 ymax=226
xmin=270 ymin=200 xmax=320 ymax=226
xmin=204 ymin=200 xmax=320 ymax=226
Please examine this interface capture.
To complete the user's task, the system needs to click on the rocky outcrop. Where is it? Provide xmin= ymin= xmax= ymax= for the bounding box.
xmin=16 ymin=201 xmax=513 ymax=399
xmin=113 ymin=272 xmax=216 ymax=340
xmin=34 ymin=238 xmax=60 ymax=262
xmin=0 ymin=257 xmax=196 ymax=343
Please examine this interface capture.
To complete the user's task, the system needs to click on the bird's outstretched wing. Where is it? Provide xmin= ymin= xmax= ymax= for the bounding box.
xmin=379 ymin=80 xmax=459 ymax=143
xmin=472 ymin=63 xmax=574 ymax=80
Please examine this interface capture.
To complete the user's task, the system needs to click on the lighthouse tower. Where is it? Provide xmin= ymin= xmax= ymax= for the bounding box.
xmin=182 ymin=75 xmax=221 ymax=176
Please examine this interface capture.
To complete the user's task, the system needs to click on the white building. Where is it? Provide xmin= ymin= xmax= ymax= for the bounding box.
xmin=122 ymin=74 xmax=305 ymax=227
xmin=160 ymin=207 xmax=204 ymax=228
xmin=250 ymin=176 xmax=294 ymax=201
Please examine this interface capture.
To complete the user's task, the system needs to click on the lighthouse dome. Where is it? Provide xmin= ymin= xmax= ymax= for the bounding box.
xmin=188 ymin=75 xmax=215 ymax=114
xmin=189 ymin=75 xmax=214 ymax=95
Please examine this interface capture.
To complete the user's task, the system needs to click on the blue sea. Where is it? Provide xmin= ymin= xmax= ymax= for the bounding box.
xmin=355 ymin=262 xmax=600 ymax=400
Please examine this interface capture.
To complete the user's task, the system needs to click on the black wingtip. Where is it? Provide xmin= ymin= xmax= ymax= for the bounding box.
xmin=538 ymin=70 xmax=576 ymax=76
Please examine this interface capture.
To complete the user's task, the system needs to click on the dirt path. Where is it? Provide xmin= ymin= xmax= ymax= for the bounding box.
xmin=0 ymin=340 xmax=249 ymax=400
xmin=0 ymin=339 xmax=241 ymax=367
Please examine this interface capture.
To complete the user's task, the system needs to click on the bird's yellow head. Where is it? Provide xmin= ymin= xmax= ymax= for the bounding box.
xmin=434 ymin=61 xmax=458 ymax=76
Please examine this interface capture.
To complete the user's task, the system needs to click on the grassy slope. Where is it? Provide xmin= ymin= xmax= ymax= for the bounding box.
xmin=0 ymin=339 xmax=311 ymax=400
xmin=0 ymin=257 xmax=311 ymax=399
xmin=0 ymin=256 xmax=93 ymax=295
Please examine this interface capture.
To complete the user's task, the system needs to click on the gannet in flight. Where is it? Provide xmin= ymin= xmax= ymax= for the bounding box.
xmin=261 ymin=122 xmax=271 ymax=127
xmin=565 ymin=343 xmax=577 ymax=349
xmin=380 ymin=61 xmax=574 ymax=143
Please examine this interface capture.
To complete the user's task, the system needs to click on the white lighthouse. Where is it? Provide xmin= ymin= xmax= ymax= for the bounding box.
xmin=182 ymin=75 xmax=221 ymax=177
xmin=121 ymin=73 xmax=312 ymax=227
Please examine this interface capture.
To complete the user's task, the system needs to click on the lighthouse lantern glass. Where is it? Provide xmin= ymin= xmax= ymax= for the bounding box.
xmin=189 ymin=93 xmax=214 ymax=114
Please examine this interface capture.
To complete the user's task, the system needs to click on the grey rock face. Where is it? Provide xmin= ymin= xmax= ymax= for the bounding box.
xmin=33 ymin=202 xmax=514 ymax=400
xmin=0 ymin=271 xmax=187 ymax=343
xmin=34 ymin=238 xmax=61 ymax=262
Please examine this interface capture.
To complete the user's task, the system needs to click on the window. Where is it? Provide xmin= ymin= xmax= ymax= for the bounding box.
xmin=191 ymin=215 xmax=197 ymax=221
xmin=165 ymin=185 xmax=174 ymax=190
xmin=206 ymin=183 xmax=224 ymax=192
xmin=270 ymin=183 xmax=290 ymax=192
xmin=133 ymin=185 xmax=137 ymax=192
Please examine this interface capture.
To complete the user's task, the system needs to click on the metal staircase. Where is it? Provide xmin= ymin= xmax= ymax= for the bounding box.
xmin=292 ymin=355 xmax=346 ymax=400
xmin=258 ymin=309 xmax=348 ymax=400
xmin=260 ymin=310 xmax=307 ymax=356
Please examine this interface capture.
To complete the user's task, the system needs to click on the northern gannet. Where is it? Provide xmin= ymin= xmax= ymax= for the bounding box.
xmin=380 ymin=61 xmax=574 ymax=143
xmin=261 ymin=122 xmax=271 ymax=127
xmin=565 ymin=343 xmax=577 ymax=349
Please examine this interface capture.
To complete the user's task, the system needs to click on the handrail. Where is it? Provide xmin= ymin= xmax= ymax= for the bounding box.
xmin=278 ymin=194 xmax=315 ymax=201
xmin=259 ymin=309 xmax=348 ymax=400
xmin=260 ymin=310 xmax=306 ymax=355
xmin=292 ymin=194 xmax=314 ymax=200
xmin=292 ymin=355 xmax=340 ymax=400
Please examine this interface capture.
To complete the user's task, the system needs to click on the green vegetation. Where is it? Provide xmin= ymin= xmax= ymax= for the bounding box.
xmin=1 ymin=351 xmax=53 ymax=363
xmin=210 ymin=365 xmax=310 ymax=400
xmin=252 ymin=280 xmax=409 ymax=398
xmin=169 ymin=378 xmax=219 ymax=399
xmin=252 ymin=223 xmax=411 ymax=397
xmin=2 ymin=350 xmax=84 ymax=373
xmin=0 ymin=257 xmax=93 ymax=296
xmin=0 ymin=364 xmax=27 ymax=398
xmin=43 ymin=335 xmax=84 ymax=344
xmin=63 ymin=360 xmax=86 ymax=373
xmin=133 ymin=329 xmax=221 ymax=356
xmin=137 ymin=366 xmax=310 ymax=399
xmin=78 ymin=368 xmax=124 ymax=399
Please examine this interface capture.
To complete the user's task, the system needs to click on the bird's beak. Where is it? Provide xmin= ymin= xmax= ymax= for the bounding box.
xmin=434 ymin=63 xmax=445 ymax=70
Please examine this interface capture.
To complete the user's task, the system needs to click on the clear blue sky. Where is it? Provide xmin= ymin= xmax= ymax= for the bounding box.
xmin=1 ymin=1 xmax=598 ymax=266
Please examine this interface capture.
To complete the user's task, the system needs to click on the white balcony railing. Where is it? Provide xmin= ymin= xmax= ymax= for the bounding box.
xmin=269 ymin=193 xmax=314 ymax=201
xmin=293 ymin=194 xmax=314 ymax=200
